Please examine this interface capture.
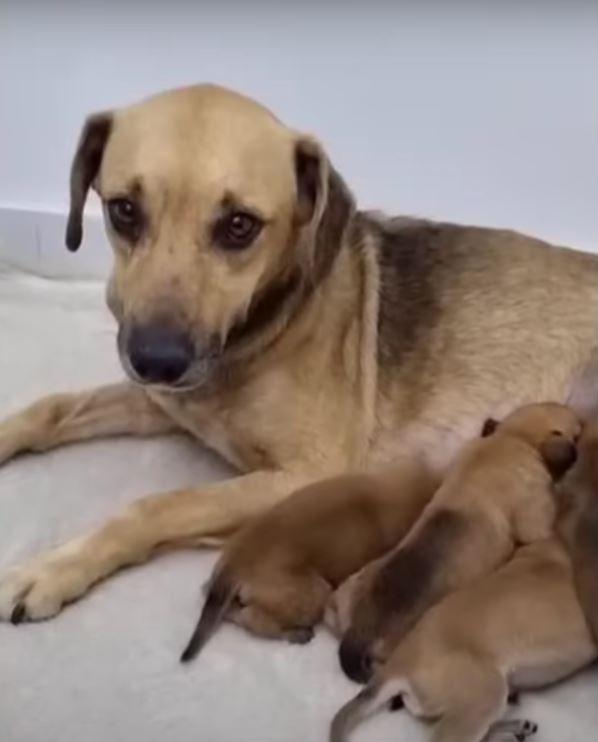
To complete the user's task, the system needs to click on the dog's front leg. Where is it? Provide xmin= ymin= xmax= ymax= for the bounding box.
xmin=0 ymin=469 xmax=310 ymax=623
xmin=0 ymin=383 xmax=177 ymax=465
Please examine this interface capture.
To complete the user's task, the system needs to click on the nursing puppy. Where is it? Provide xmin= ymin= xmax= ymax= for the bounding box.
xmin=338 ymin=402 xmax=580 ymax=682
xmin=330 ymin=537 xmax=597 ymax=742
xmin=180 ymin=459 xmax=438 ymax=661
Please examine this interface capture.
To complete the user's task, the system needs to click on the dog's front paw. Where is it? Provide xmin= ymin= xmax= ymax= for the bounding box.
xmin=0 ymin=548 xmax=90 ymax=623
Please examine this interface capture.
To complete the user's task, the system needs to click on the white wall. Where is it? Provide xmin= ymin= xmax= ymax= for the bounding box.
xmin=1 ymin=1 xmax=597 ymax=277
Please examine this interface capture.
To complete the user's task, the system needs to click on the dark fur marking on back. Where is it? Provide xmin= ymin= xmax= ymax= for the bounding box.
xmin=339 ymin=508 xmax=469 ymax=682
xmin=372 ymin=508 xmax=469 ymax=616
xmin=374 ymin=221 xmax=468 ymax=367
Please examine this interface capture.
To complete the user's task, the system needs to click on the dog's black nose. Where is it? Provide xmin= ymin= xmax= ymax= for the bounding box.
xmin=127 ymin=324 xmax=194 ymax=385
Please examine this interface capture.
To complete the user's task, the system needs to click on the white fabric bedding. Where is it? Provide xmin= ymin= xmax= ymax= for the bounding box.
xmin=0 ymin=266 xmax=596 ymax=742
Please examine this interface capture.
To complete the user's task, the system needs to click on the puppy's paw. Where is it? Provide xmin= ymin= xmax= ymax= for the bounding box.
xmin=488 ymin=719 xmax=538 ymax=741
xmin=286 ymin=627 xmax=315 ymax=645
xmin=0 ymin=546 xmax=91 ymax=623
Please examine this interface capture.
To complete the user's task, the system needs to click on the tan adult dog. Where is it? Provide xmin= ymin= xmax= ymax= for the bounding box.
xmin=0 ymin=84 xmax=597 ymax=625
xmin=337 ymin=402 xmax=580 ymax=682
xmin=329 ymin=537 xmax=597 ymax=742
xmin=179 ymin=459 xmax=438 ymax=660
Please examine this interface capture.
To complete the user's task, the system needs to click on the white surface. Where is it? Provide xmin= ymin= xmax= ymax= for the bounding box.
xmin=1 ymin=269 xmax=597 ymax=741
xmin=0 ymin=207 xmax=109 ymax=279
xmin=1 ymin=0 xmax=597 ymax=280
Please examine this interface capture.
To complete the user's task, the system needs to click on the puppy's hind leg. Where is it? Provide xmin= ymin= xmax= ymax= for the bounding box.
xmin=485 ymin=719 xmax=538 ymax=741
xmin=431 ymin=664 xmax=508 ymax=742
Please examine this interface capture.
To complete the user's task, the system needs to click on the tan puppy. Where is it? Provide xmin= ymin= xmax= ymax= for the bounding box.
xmin=179 ymin=459 xmax=438 ymax=661
xmin=338 ymin=402 xmax=580 ymax=682
xmin=557 ymin=417 xmax=598 ymax=642
xmin=330 ymin=537 xmax=597 ymax=742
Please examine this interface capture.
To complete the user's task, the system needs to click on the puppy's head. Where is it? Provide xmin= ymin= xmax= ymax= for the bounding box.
xmin=66 ymin=84 xmax=354 ymax=390
xmin=484 ymin=402 xmax=581 ymax=480
xmin=230 ymin=570 xmax=329 ymax=643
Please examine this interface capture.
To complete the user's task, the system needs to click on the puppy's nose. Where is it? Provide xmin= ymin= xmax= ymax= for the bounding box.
xmin=127 ymin=324 xmax=193 ymax=384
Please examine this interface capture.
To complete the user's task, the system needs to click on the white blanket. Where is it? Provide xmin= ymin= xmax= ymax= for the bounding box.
xmin=1 ymin=267 xmax=596 ymax=742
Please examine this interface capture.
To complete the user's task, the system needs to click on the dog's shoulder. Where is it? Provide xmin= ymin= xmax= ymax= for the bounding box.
xmin=361 ymin=213 xmax=598 ymax=370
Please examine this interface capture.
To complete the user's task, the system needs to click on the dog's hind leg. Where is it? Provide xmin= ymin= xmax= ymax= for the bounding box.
xmin=0 ymin=383 xmax=176 ymax=466
xmin=0 ymin=469 xmax=310 ymax=622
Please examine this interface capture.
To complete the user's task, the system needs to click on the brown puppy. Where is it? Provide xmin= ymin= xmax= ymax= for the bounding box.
xmin=330 ymin=537 xmax=597 ymax=742
xmin=557 ymin=417 xmax=598 ymax=642
xmin=338 ymin=402 xmax=580 ymax=682
xmin=179 ymin=459 xmax=438 ymax=661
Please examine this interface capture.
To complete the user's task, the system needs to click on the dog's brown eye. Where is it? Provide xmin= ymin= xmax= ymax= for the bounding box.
xmin=107 ymin=198 xmax=143 ymax=241
xmin=214 ymin=211 xmax=263 ymax=250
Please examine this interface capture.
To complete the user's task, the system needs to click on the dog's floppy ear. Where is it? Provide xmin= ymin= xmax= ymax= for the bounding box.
xmin=293 ymin=137 xmax=354 ymax=282
xmin=481 ymin=417 xmax=499 ymax=437
xmin=540 ymin=433 xmax=578 ymax=481
xmin=66 ymin=112 xmax=113 ymax=252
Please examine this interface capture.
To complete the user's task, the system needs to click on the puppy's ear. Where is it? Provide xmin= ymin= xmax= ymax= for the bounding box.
xmin=66 ymin=112 xmax=112 ymax=252
xmin=293 ymin=137 xmax=354 ymax=282
xmin=540 ymin=434 xmax=578 ymax=481
xmin=481 ymin=418 xmax=499 ymax=437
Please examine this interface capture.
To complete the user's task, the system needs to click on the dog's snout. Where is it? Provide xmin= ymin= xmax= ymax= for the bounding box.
xmin=127 ymin=324 xmax=193 ymax=385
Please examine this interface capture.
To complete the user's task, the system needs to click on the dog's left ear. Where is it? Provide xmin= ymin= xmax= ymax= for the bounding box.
xmin=293 ymin=137 xmax=354 ymax=281
xmin=66 ymin=112 xmax=113 ymax=252
xmin=540 ymin=433 xmax=578 ymax=481
xmin=481 ymin=418 xmax=499 ymax=437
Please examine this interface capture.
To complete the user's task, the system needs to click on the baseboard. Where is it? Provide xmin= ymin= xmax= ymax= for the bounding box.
xmin=0 ymin=205 xmax=111 ymax=279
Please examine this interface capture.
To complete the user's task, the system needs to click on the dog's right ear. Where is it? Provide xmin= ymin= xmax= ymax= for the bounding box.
xmin=66 ymin=112 xmax=113 ymax=252
xmin=293 ymin=137 xmax=354 ymax=283
xmin=481 ymin=418 xmax=499 ymax=437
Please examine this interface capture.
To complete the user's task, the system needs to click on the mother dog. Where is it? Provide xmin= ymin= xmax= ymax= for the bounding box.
xmin=0 ymin=84 xmax=597 ymax=623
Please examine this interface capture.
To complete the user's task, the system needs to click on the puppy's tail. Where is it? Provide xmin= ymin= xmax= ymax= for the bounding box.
xmin=330 ymin=678 xmax=399 ymax=742
xmin=180 ymin=571 xmax=237 ymax=663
